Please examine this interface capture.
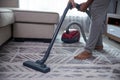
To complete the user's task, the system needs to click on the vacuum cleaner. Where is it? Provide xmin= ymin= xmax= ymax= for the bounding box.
xmin=23 ymin=2 xmax=90 ymax=73
xmin=61 ymin=22 xmax=88 ymax=43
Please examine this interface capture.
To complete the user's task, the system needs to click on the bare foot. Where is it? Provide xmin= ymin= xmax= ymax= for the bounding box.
xmin=74 ymin=51 xmax=92 ymax=60
xmin=95 ymin=46 xmax=103 ymax=51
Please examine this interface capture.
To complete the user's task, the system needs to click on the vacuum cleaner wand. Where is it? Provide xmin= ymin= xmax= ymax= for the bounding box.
xmin=23 ymin=2 xmax=90 ymax=73
xmin=38 ymin=2 xmax=73 ymax=64
xmin=23 ymin=2 xmax=72 ymax=73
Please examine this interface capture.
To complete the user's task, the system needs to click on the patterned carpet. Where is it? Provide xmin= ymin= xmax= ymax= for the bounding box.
xmin=0 ymin=41 xmax=120 ymax=80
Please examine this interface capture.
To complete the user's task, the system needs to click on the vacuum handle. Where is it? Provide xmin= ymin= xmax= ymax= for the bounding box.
xmin=75 ymin=3 xmax=91 ymax=18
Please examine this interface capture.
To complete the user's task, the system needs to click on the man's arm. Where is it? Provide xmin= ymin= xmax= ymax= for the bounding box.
xmin=69 ymin=0 xmax=94 ymax=11
xmin=80 ymin=0 xmax=94 ymax=12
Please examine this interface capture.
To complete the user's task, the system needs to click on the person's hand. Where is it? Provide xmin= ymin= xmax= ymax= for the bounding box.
xmin=80 ymin=2 xmax=89 ymax=12
xmin=69 ymin=0 xmax=76 ymax=8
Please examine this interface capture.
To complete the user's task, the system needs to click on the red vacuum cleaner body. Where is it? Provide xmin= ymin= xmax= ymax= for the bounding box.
xmin=61 ymin=29 xmax=80 ymax=43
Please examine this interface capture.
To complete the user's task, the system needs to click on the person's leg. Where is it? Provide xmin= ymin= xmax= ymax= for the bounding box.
xmin=95 ymin=32 xmax=103 ymax=51
xmin=74 ymin=17 xmax=103 ymax=60
xmin=74 ymin=0 xmax=110 ymax=60
xmin=85 ymin=17 xmax=103 ymax=52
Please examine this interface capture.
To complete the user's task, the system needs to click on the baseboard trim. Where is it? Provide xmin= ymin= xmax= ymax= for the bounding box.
xmin=13 ymin=38 xmax=52 ymax=43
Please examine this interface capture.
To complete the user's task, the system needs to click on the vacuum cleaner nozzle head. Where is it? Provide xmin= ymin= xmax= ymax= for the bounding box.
xmin=23 ymin=61 xmax=50 ymax=73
